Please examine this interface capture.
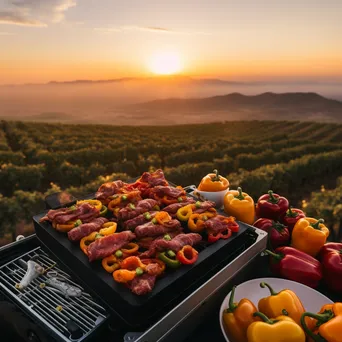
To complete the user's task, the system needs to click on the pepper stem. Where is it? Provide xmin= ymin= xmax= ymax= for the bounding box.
xmin=311 ymin=219 xmax=324 ymax=230
xmin=211 ymin=169 xmax=221 ymax=182
xmin=268 ymin=190 xmax=279 ymax=204
xmin=253 ymin=312 xmax=277 ymax=325
xmin=226 ymin=286 xmax=238 ymax=313
xmin=287 ymin=207 xmax=298 ymax=218
xmin=300 ymin=312 xmax=333 ymax=342
xmin=260 ymin=282 xmax=279 ymax=296
xmin=272 ymin=221 xmax=285 ymax=233
xmin=263 ymin=249 xmax=283 ymax=261
xmin=235 ymin=187 xmax=245 ymax=200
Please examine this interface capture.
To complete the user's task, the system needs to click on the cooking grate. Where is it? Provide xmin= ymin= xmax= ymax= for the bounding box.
xmin=0 ymin=246 xmax=108 ymax=342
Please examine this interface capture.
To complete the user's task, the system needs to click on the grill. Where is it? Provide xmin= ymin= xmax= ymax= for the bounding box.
xmin=0 ymin=244 xmax=108 ymax=342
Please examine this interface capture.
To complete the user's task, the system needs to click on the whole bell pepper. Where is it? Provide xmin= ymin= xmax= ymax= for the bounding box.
xmin=292 ymin=218 xmax=329 ymax=257
xmin=247 ymin=312 xmax=305 ymax=342
xmin=301 ymin=303 xmax=342 ymax=342
xmin=265 ymin=247 xmax=322 ymax=289
xmin=223 ymin=285 xmax=260 ymax=342
xmin=280 ymin=207 xmax=305 ymax=233
xmin=318 ymin=243 xmax=342 ymax=293
xmin=256 ymin=190 xmax=289 ymax=220
xmin=198 ymin=169 xmax=229 ymax=192
xmin=258 ymin=282 xmax=306 ymax=326
xmin=223 ymin=187 xmax=255 ymax=225
xmin=253 ymin=218 xmax=290 ymax=249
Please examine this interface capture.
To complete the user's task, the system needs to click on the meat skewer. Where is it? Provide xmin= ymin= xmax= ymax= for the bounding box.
xmin=135 ymin=220 xmax=182 ymax=239
xmin=117 ymin=199 xmax=158 ymax=221
xmin=67 ymin=217 xmax=108 ymax=241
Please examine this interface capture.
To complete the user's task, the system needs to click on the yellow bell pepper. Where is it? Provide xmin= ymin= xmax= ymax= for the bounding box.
xmin=223 ymin=286 xmax=260 ymax=342
xmin=247 ymin=312 xmax=305 ymax=342
xmin=291 ymin=217 xmax=329 ymax=257
xmin=223 ymin=187 xmax=255 ymax=225
xmin=99 ymin=222 xmax=117 ymax=235
xmin=258 ymin=282 xmax=306 ymax=326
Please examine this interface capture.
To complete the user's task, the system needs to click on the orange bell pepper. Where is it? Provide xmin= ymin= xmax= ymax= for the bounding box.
xmin=198 ymin=169 xmax=229 ymax=192
xmin=102 ymin=255 xmax=120 ymax=273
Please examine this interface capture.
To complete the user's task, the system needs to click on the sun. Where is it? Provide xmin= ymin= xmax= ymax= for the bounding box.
xmin=148 ymin=51 xmax=183 ymax=75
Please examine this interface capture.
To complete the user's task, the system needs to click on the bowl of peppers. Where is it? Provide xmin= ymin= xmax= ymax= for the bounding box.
xmin=219 ymin=277 xmax=336 ymax=342
xmin=195 ymin=169 xmax=229 ymax=208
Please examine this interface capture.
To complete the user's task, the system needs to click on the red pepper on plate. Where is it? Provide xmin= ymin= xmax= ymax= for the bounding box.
xmin=176 ymin=245 xmax=199 ymax=265
xmin=256 ymin=190 xmax=289 ymax=220
xmin=208 ymin=229 xmax=232 ymax=243
xmin=318 ymin=243 xmax=342 ymax=293
xmin=280 ymin=207 xmax=306 ymax=233
xmin=264 ymin=246 xmax=322 ymax=288
xmin=253 ymin=218 xmax=290 ymax=249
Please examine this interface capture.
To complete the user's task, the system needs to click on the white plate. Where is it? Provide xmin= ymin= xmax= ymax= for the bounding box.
xmin=219 ymin=277 xmax=333 ymax=342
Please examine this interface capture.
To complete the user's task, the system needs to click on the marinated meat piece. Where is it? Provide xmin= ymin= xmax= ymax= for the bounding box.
xmin=87 ymin=231 xmax=136 ymax=262
xmin=123 ymin=211 xmax=157 ymax=230
xmin=193 ymin=201 xmax=216 ymax=214
xmin=95 ymin=180 xmax=125 ymax=200
xmin=140 ymin=233 xmax=202 ymax=258
xmin=117 ymin=199 xmax=158 ymax=221
xmin=145 ymin=263 xmax=162 ymax=276
xmin=135 ymin=220 xmax=181 ymax=239
xmin=163 ymin=198 xmax=196 ymax=215
xmin=53 ymin=203 xmax=99 ymax=224
xmin=129 ymin=274 xmax=157 ymax=295
xmin=140 ymin=169 xmax=168 ymax=187
xmin=67 ymin=217 xmax=108 ymax=241
xmin=204 ymin=216 xmax=238 ymax=234
xmin=151 ymin=186 xmax=186 ymax=199
xmin=40 ymin=207 xmax=71 ymax=222
xmin=137 ymin=231 xmax=181 ymax=249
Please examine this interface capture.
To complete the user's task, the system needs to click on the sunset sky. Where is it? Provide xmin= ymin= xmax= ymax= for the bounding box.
xmin=1 ymin=0 xmax=342 ymax=84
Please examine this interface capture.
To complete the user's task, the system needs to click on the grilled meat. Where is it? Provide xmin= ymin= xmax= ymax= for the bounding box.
xmin=140 ymin=169 xmax=168 ymax=187
xmin=95 ymin=180 xmax=126 ymax=200
xmin=55 ymin=203 xmax=99 ymax=224
xmin=117 ymin=199 xmax=158 ymax=221
xmin=129 ymin=274 xmax=157 ymax=295
xmin=123 ymin=211 xmax=157 ymax=230
xmin=67 ymin=217 xmax=108 ymax=241
xmin=192 ymin=201 xmax=216 ymax=214
xmin=151 ymin=185 xmax=186 ymax=199
xmin=203 ymin=216 xmax=238 ymax=234
xmin=137 ymin=231 xmax=181 ymax=249
xmin=163 ymin=198 xmax=196 ymax=215
xmin=87 ymin=231 xmax=136 ymax=262
xmin=135 ymin=220 xmax=182 ymax=239
xmin=140 ymin=233 xmax=202 ymax=258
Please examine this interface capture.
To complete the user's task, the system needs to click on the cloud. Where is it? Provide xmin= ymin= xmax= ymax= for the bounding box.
xmin=94 ymin=25 xmax=210 ymax=35
xmin=0 ymin=0 xmax=76 ymax=27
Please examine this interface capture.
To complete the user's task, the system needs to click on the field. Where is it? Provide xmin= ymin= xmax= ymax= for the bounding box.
xmin=0 ymin=120 xmax=342 ymax=245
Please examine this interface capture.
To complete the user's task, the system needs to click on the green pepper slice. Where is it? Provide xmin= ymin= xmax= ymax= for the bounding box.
xmin=99 ymin=205 xmax=108 ymax=217
xmin=158 ymin=252 xmax=181 ymax=269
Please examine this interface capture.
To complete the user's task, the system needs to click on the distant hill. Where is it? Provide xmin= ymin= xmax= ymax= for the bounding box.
xmin=128 ymin=92 xmax=342 ymax=123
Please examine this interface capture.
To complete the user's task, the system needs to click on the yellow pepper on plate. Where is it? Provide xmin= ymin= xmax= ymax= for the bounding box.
xmin=223 ymin=187 xmax=255 ymax=225
xmin=247 ymin=312 xmax=305 ymax=342
xmin=291 ymin=217 xmax=329 ymax=257
xmin=258 ymin=282 xmax=306 ymax=326
xmin=198 ymin=169 xmax=229 ymax=192
xmin=223 ymin=286 xmax=260 ymax=342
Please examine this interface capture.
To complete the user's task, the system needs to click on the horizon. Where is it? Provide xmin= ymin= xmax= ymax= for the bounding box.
xmin=1 ymin=0 xmax=342 ymax=84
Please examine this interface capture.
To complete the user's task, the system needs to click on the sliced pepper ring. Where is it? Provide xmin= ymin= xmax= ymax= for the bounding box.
xmin=80 ymin=232 xmax=97 ymax=255
xmin=158 ymin=252 xmax=182 ymax=269
xmin=155 ymin=211 xmax=172 ymax=224
xmin=99 ymin=205 xmax=108 ymax=217
xmin=55 ymin=221 xmax=76 ymax=232
xmin=99 ymin=222 xmax=117 ymax=235
xmin=208 ymin=228 xmax=232 ymax=243
xmin=120 ymin=256 xmax=146 ymax=271
xmin=177 ymin=245 xmax=199 ymax=265
xmin=121 ymin=242 xmax=139 ymax=255
xmin=176 ymin=205 xmax=193 ymax=222
xmin=113 ymin=269 xmax=136 ymax=283
xmin=188 ymin=213 xmax=205 ymax=232
xmin=76 ymin=199 xmax=102 ymax=211
xmin=108 ymin=198 xmax=121 ymax=211
xmin=102 ymin=255 xmax=120 ymax=273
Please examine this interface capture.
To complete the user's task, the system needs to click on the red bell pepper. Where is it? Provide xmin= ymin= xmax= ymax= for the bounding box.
xmin=176 ymin=245 xmax=199 ymax=265
xmin=265 ymin=246 xmax=322 ymax=288
xmin=208 ymin=229 xmax=232 ymax=243
xmin=256 ymin=190 xmax=289 ymax=220
xmin=254 ymin=218 xmax=290 ymax=249
xmin=280 ymin=207 xmax=306 ymax=233
xmin=318 ymin=243 xmax=342 ymax=293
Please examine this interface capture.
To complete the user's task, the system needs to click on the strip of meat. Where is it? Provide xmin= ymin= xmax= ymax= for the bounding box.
xmin=140 ymin=169 xmax=168 ymax=187
xmin=137 ymin=231 xmax=181 ymax=249
xmin=140 ymin=233 xmax=202 ymax=258
xmin=203 ymin=216 xmax=238 ymax=234
xmin=163 ymin=198 xmax=196 ymax=215
xmin=123 ymin=211 xmax=157 ymax=230
xmin=193 ymin=201 xmax=216 ymax=214
xmin=67 ymin=217 xmax=108 ymax=241
xmin=135 ymin=220 xmax=182 ymax=239
xmin=129 ymin=274 xmax=157 ymax=296
xmin=87 ymin=231 xmax=136 ymax=262
xmin=54 ymin=203 xmax=99 ymax=224
xmin=95 ymin=180 xmax=125 ymax=200
xmin=117 ymin=199 xmax=158 ymax=221
xmin=151 ymin=186 xmax=186 ymax=199
xmin=40 ymin=207 xmax=71 ymax=222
